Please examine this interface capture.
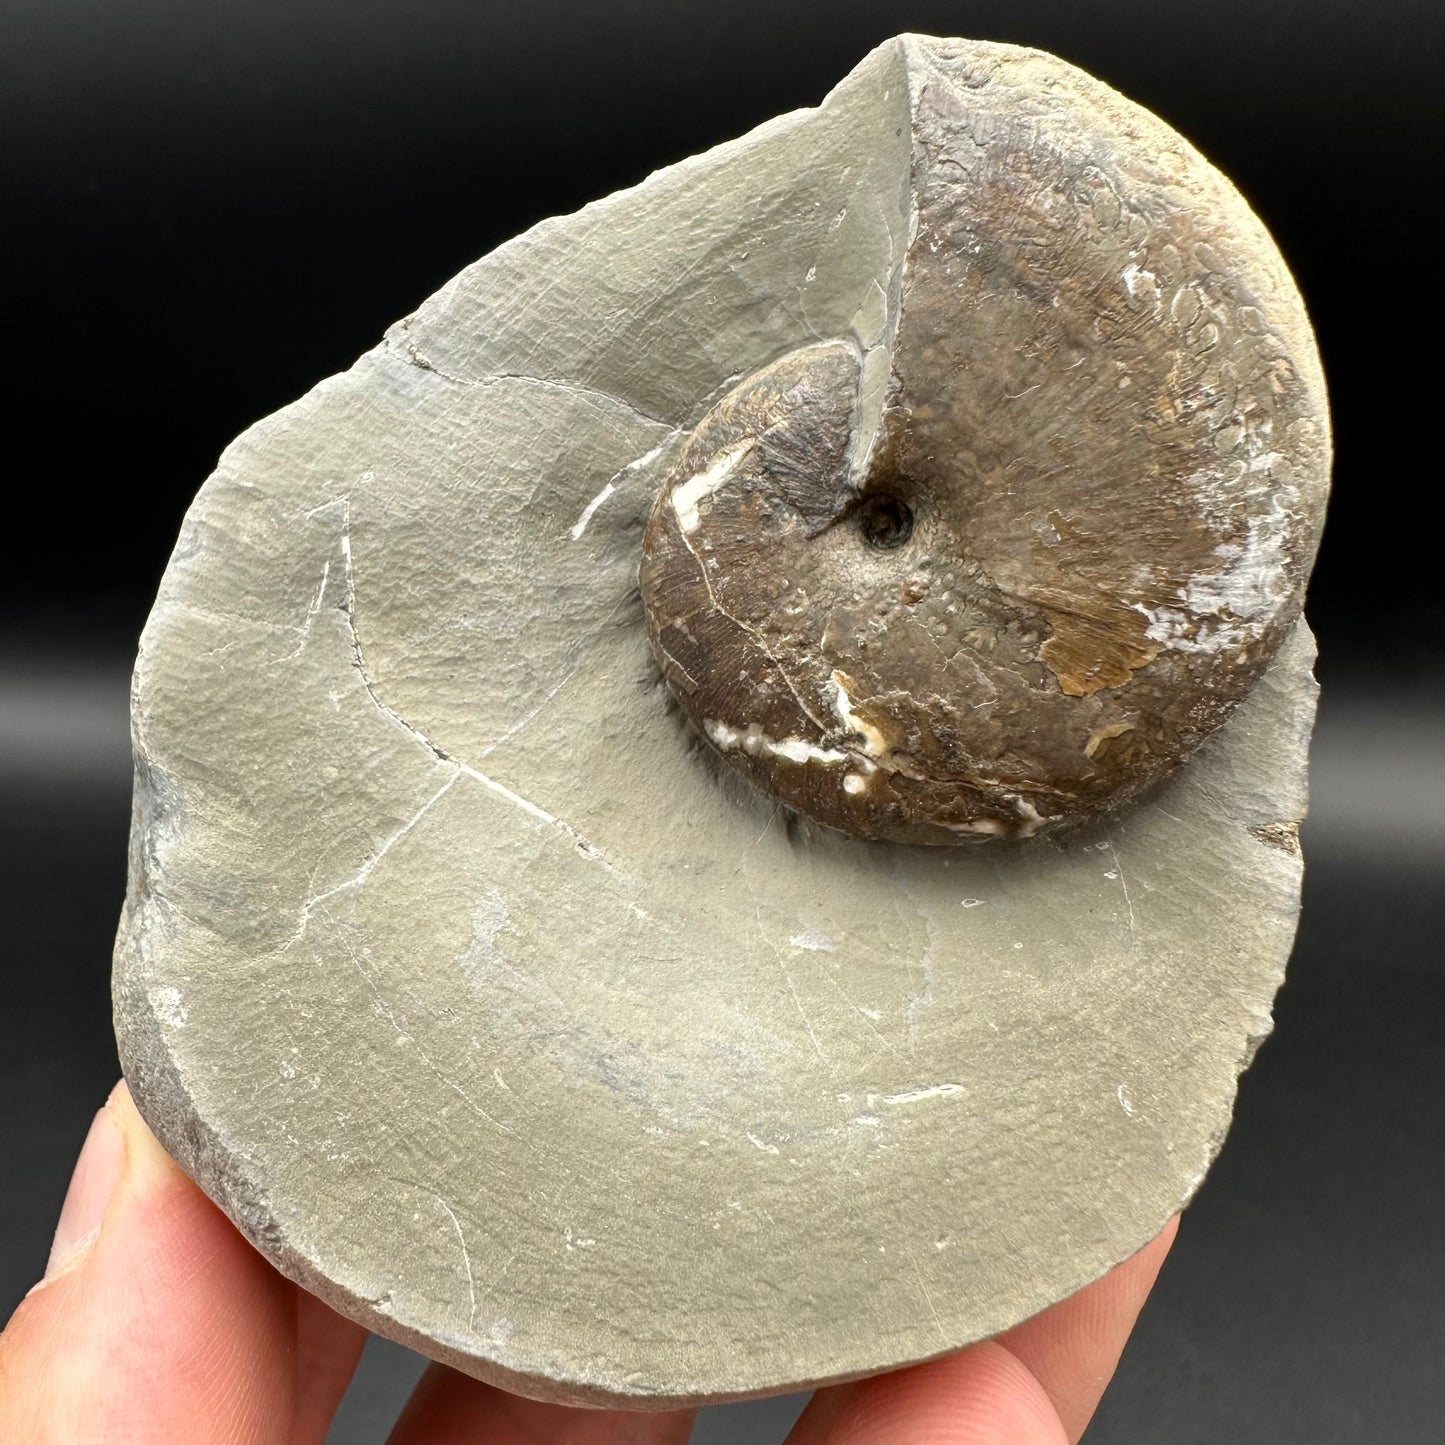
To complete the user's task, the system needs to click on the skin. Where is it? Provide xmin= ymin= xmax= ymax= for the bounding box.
xmin=1 ymin=1080 xmax=1176 ymax=1443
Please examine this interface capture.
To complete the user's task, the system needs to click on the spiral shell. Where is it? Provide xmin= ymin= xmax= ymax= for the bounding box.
xmin=640 ymin=50 xmax=1328 ymax=845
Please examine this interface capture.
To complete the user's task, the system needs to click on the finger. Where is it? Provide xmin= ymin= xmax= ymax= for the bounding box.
xmin=0 ymin=1080 xmax=336 ymax=1445
xmin=785 ymin=1217 xmax=1177 ymax=1445
xmin=387 ymin=1361 xmax=696 ymax=1445
xmin=995 ymin=1216 xmax=1178 ymax=1443
xmin=293 ymin=1289 xmax=371 ymax=1445
xmin=786 ymin=1342 xmax=1068 ymax=1445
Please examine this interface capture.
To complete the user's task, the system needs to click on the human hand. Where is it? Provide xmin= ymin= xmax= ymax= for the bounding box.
xmin=1 ymin=1081 xmax=1175 ymax=1443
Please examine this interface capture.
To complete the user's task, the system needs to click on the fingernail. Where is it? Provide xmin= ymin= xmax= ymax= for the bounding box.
xmin=44 ymin=1091 xmax=127 ymax=1279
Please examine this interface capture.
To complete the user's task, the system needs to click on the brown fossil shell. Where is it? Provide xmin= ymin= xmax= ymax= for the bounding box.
xmin=640 ymin=50 xmax=1329 ymax=845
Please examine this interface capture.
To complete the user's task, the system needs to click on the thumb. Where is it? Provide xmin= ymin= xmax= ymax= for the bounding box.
xmin=0 ymin=1080 xmax=299 ymax=1444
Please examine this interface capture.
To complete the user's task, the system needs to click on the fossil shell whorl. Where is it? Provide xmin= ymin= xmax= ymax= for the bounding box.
xmin=640 ymin=42 xmax=1329 ymax=846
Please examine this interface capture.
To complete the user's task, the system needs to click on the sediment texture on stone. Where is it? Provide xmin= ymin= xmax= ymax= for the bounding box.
xmin=114 ymin=35 xmax=1327 ymax=1407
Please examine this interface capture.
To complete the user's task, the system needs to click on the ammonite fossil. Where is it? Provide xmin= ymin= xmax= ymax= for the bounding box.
xmin=641 ymin=54 xmax=1328 ymax=844
xmin=114 ymin=35 xmax=1328 ymax=1408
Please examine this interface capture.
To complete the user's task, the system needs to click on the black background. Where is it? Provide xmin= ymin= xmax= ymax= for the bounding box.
xmin=2 ymin=3 xmax=1442 ymax=1441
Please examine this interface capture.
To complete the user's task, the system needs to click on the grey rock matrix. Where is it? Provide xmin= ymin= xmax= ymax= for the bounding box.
xmin=115 ymin=36 xmax=1328 ymax=1407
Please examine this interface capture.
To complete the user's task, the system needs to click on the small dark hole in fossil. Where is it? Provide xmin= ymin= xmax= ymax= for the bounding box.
xmin=858 ymin=495 xmax=914 ymax=550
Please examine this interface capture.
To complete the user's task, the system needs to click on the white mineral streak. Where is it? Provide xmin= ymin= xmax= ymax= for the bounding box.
xmin=670 ymin=440 xmax=756 ymax=534
xmin=788 ymin=930 xmax=838 ymax=952
xmin=944 ymin=817 xmax=1009 ymax=836
xmin=829 ymin=670 xmax=888 ymax=756
xmin=568 ymin=482 xmax=615 ymax=541
xmin=878 ymin=1083 xmax=966 ymax=1106
xmin=569 ymin=439 xmax=672 ymax=540
xmin=1120 ymin=260 xmax=1160 ymax=306
xmin=704 ymin=718 xmax=851 ymax=767
xmin=148 ymin=984 xmax=188 ymax=1029
xmin=1184 ymin=476 xmax=1299 ymax=625
xmin=1135 ymin=432 xmax=1299 ymax=656
xmin=1010 ymin=797 xmax=1047 ymax=838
